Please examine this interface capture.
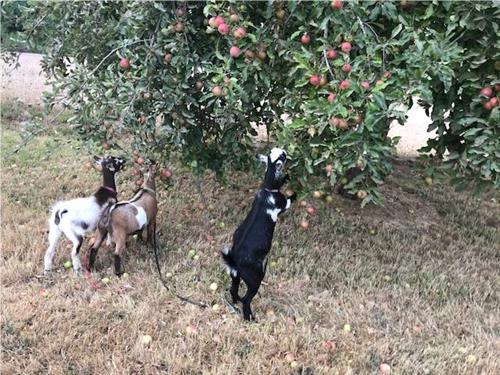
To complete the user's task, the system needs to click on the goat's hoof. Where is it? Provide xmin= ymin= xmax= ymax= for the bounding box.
xmin=73 ymin=268 xmax=83 ymax=277
xmin=43 ymin=269 xmax=53 ymax=276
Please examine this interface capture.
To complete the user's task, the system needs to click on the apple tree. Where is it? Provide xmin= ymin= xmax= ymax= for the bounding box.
xmin=17 ymin=0 xmax=500 ymax=204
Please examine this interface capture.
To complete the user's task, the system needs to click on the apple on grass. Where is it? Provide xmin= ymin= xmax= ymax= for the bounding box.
xmin=142 ymin=334 xmax=152 ymax=347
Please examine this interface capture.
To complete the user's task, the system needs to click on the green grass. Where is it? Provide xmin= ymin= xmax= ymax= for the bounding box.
xmin=1 ymin=111 xmax=499 ymax=374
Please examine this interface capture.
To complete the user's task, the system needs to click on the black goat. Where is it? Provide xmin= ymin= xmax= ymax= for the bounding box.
xmin=221 ymin=148 xmax=296 ymax=321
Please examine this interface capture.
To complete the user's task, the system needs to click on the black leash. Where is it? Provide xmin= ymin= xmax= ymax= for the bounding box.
xmin=152 ymin=221 xmax=208 ymax=308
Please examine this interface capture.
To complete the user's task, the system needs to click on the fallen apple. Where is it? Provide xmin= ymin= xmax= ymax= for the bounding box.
xmin=142 ymin=334 xmax=152 ymax=346
xmin=379 ymin=363 xmax=391 ymax=374
xmin=64 ymin=260 xmax=72 ymax=269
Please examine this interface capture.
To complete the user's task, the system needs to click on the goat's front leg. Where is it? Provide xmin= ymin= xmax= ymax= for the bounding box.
xmin=87 ymin=227 xmax=107 ymax=271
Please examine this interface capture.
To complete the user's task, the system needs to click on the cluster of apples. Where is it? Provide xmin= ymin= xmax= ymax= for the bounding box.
xmin=480 ymin=85 xmax=499 ymax=110
xmin=131 ymin=150 xmax=172 ymax=187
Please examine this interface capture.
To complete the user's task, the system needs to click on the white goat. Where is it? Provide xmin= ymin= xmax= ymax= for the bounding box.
xmin=44 ymin=155 xmax=125 ymax=274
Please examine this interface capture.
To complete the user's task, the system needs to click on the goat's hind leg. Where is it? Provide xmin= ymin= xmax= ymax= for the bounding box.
xmin=230 ymin=274 xmax=241 ymax=304
xmin=64 ymin=229 xmax=84 ymax=275
xmin=113 ymin=233 xmax=126 ymax=276
xmin=44 ymin=221 xmax=62 ymax=273
xmin=239 ymin=266 xmax=264 ymax=321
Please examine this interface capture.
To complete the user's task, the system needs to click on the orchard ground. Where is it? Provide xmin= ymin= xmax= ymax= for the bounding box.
xmin=1 ymin=102 xmax=500 ymax=374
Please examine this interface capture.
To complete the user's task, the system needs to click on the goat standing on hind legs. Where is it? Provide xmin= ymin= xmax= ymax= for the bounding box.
xmin=87 ymin=163 xmax=158 ymax=276
xmin=221 ymin=148 xmax=296 ymax=321
xmin=44 ymin=155 xmax=126 ymax=275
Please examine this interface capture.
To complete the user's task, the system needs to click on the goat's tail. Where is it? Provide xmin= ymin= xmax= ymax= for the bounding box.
xmin=151 ymin=221 xmax=208 ymax=309
xmin=221 ymin=246 xmax=238 ymax=277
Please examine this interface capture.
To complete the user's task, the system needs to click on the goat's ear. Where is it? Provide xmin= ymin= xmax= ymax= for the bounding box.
xmin=93 ymin=155 xmax=103 ymax=165
xmin=256 ymin=154 xmax=268 ymax=168
xmin=275 ymin=160 xmax=284 ymax=171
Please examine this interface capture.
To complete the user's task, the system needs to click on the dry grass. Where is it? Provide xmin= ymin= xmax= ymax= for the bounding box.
xmin=1 ymin=111 xmax=499 ymax=374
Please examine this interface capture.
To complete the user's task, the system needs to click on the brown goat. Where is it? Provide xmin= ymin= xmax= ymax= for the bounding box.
xmin=87 ymin=164 xmax=158 ymax=275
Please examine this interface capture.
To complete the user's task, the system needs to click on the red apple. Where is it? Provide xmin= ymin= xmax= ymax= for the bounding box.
xmin=323 ymin=340 xmax=336 ymax=351
xmin=119 ymin=58 xmax=130 ymax=69
xmin=136 ymin=157 xmax=145 ymax=165
xmin=212 ymin=86 xmax=223 ymax=97
xmin=174 ymin=21 xmax=184 ymax=32
xmin=361 ymin=80 xmax=370 ymax=90
xmin=495 ymin=84 xmax=500 ymax=92
xmin=325 ymin=164 xmax=334 ymax=173
xmin=164 ymin=53 xmax=173 ymax=63
xmin=208 ymin=17 xmax=217 ymax=28
xmin=336 ymin=119 xmax=348 ymax=129
xmin=229 ymin=46 xmax=241 ymax=58
xmin=160 ymin=168 xmax=172 ymax=179
xmin=484 ymin=101 xmax=493 ymax=110
xmin=329 ymin=116 xmax=340 ymax=127
xmin=339 ymin=80 xmax=350 ymax=90
xmin=341 ymin=42 xmax=352 ymax=53
xmin=213 ymin=16 xmax=225 ymax=27
xmin=301 ymin=33 xmax=311 ymax=45
xmin=233 ymin=27 xmax=247 ymax=40
xmin=331 ymin=0 xmax=343 ymax=9
xmin=342 ymin=63 xmax=352 ymax=73
xmin=306 ymin=206 xmax=316 ymax=215
xmin=383 ymin=71 xmax=392 ymax=78
xmin=489 ymin=97 xmax=498 ymax=107
xmin=299 ymin=200 xmax=308 ymax=208
xmin=300 ymin=220 xmax=309 ymax=230
xmin=480 ymin=87 xmax=493 ymax=97
xmin=309 ymin=75 xmax=321 ymax=86
xmin=326 ymin=49 xmax=338 ymax=59
xmin=218 ymin=23 xmax=229 ymax=35
xmin=327 ymin=92 xmax=336 ymax=103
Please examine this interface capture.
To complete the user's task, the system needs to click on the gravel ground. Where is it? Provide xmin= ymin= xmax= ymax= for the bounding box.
xmin=1 ymin=53 xmax=435 ymax=157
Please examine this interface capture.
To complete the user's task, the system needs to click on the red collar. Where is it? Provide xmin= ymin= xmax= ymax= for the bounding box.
xmin=102 ymin=186 xmax=117 ymax=195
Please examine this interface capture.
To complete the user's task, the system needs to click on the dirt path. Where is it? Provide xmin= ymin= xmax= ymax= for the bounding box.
xmin=1 ymin=53 xmax=435 ymax=156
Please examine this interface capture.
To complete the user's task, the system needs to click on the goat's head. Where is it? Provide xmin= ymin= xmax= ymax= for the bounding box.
xmin=93 ymin=155 xmax=126 ymax=173
xmin=142 ymin=160 xmax=157 ymax=190
xmin=256 ymin=147 xmax=288 ymax=189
